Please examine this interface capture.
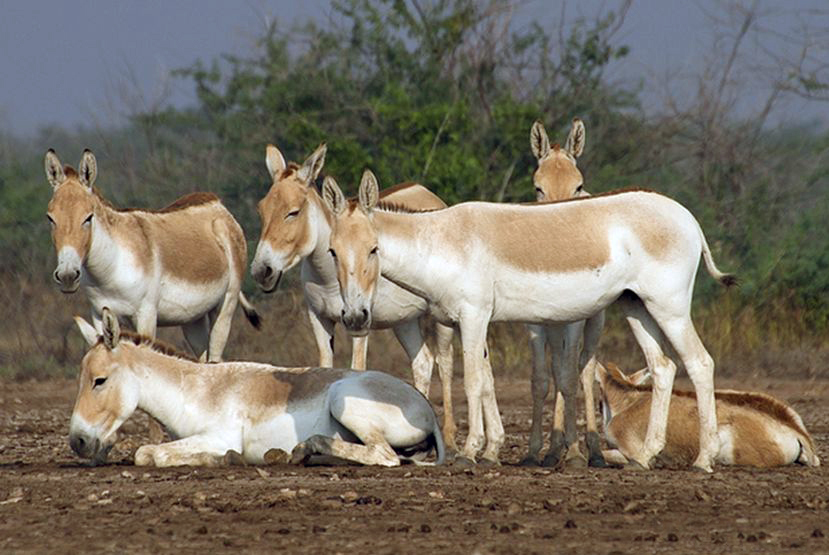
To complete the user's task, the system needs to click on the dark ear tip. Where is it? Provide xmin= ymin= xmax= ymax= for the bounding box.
xmin=47 ymin=148 xmax=56 ymax=154
xmin=573 ymin=117 xmax=582 ymax=123
xmin=83 ymin=148 xmax=93 ymax=155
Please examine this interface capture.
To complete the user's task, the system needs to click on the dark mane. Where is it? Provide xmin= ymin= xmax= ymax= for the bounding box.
xmin=521 ymin=187 xmax=657 ymax=206
xmin=91 ymin=189 xmax=219 ymax=214
xmin=64 ymin=166 xmax=78 ymax=177
xmin=106 ymin=330 xmax=198 ymax=362
xmin=278 ymin=162 xmax=301 ymax=180
xmin=605 ymin=363 xmax=811 ymax=439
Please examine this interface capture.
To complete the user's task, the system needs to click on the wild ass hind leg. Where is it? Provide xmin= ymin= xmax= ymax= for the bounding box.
xmin=182 ymin=316 xmax=210 ymax=362
xmin=457 ymin=317 xmax=490 ymax=464
xmin=435 ymin=322 xmax=458 ymax=456
xmin=290 ymin=434 xmax=400 ymax=467
xmin=580 ymin=311 xmax=607 ymax=467
xmin=308 ymin=308 xmax=336 ymax=367
xmin=620 ymin=297 xmax=677 ymax=470
xmin=521 ymin=324 xmax=549 ymax=466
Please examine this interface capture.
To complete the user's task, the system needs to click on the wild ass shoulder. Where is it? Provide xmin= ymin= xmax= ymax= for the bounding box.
xmin=69 ymin=309 xmax=444 ymax=467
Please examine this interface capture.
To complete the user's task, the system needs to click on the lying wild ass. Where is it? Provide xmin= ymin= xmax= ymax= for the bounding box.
xmin=596 ymin=362 xmax=820 ymax=468
xmin=323 ymin=171 xmax=734 ymax=471
xmin=69 ymin=308 xmax=444 ymax=467
xmin=45 ymin=149 xmax=259 ymax=362
xmin=522 ymin=118 xmax=608 ymax=467
xmin=249 ymin=144 xmax=458 ymax=451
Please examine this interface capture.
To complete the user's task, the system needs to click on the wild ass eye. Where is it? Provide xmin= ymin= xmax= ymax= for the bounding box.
xmin=82 ymin=213 xmax=93 ymax=226
xmin=575 ymin=185 xmax=584 ymax=194
xmin=285 ymin=209 xmax=300 ymax=219
xmin=328 ymin=248 xmax=337 ymax=259
xmin=93 ymin=376 xmax=107 ymax=388
xmin=369 ymin=246 xmax=379 ymax=256
xmin=46 ymin=214 xmax=55 ymax=226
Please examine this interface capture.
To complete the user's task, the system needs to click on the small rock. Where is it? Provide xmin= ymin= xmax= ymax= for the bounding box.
xmin=255 ymin=468 xmax=271 ymax=479
xmin=121 ymin=470 xmax=134 ymax=480
xmin=263 ymin=448 xmax=290 ymax=465
xmin=813 ymin=529 xmax=825 ymax=538
xmin=428 ymin=491 xmax=444 ymax=499
xmin=564 ymin=520 xmax=577 ymax=529
xmin=420 ymin=524 xmax=431 ymax=533
xmin=667 ymin=533 xmax=678 ymax=542
xmin=507 ymin=502 xmax=521 ymax=515
xmin=279 ymin=488 xmax=297 ymax=499
xmin=341 ymin=491 xmax=359 ymax=503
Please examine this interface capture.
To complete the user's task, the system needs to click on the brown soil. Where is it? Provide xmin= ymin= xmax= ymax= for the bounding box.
xmin=1 ymin=376 xmax=828 ymax=554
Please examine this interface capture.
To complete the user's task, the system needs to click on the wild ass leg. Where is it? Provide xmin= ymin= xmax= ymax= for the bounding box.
xmin=182 ymin=316 xmax=210 ymax=361
xmin=543 ymin=323 xmax=581 ymax=467
xmin=522 ymin=324 xmax=549 ymax=465
xmin=434 ymin=322 xmax=457 ymax=454
xmin=620 ymin=298 xmax=676 ymax=470
xmin=291 ymin=434 xmax=400 ymax=467
xmin=135 ymin=435 xmax=240 ymax=467
xmin=457 ymin=317 xmax=490 ymax=463
xmin=308 ymin=307 xmax=336 ymax=367
xmin=205 ymin=290 xmax=240 ymax=362
xmin=479 ymin=342 xmax=505 ymax=464
xmin=580 ymin=312 xmax=607 ymax=467
xmin=392 ymin=318 xmax=436 ymax=395
xmin=350 ymin=335 xmax=369 ymax=370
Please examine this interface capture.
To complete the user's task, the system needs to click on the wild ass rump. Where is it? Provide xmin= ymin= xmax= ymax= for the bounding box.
xmin=69 ymin=309 xmax=444 ymax=467
xmin=596 ymin=362 xmax=820 ymax=468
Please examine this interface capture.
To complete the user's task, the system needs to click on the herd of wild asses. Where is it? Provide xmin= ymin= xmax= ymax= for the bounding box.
xmin=44 ymin=119 xmax=819 ymax=471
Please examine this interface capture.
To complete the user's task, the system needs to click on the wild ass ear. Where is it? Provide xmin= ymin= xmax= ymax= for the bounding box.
xmin=321 ymin=176 xmax=347 ymax=217
xmin=74 ymin=316 xmax=100 ymax=347
xmin=530 ymin=121 xmax=550 ymax=161
xmin=44 ymin=149 xmax=66 ymax=189
xmin=358 ymin=170 xmax=379 ymax=212
xmin=101 ymin=308 xmax=120 ymax=351
xmin=265 ymin=144 xmax=287 ymax=180
xmin=297 ymin=143 xmax=327 ymax=184
xmin=78 ymin=149 xmax=97 ymax=189
xmin=564 ymin=118 xmax=585 ymax=158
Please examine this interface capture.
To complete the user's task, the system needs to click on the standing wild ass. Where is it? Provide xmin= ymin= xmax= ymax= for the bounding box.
xmin=70 ymin=308 xmax=445 ymax=467
xmin=45 ymin=149 xmax=259 ymax=362
xmin=249 ymin=144 xmax=458 ymax=451
xmin=522 ymin=118 xmax=608 ymax=467
xmin=596 ymin=362 xmax=820 ymax=468
xmin=323 ymin=171 xmax=734 ymax=471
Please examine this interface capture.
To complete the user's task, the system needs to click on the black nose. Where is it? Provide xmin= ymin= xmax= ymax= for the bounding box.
xmin=261 ymin=264 xmax=273 ymax=279
xmin=70 ymin=434 xmax=86 ymax=456
xmin=342 ymin=308 xmax=369 ymax=330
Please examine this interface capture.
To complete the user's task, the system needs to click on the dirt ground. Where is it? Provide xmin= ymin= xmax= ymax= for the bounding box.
xmin=2 ymin=376 xmax=828 ymax=554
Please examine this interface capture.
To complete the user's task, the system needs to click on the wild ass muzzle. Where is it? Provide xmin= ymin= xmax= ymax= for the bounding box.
xmin=69 ymin=308 xmax=444 ymax=467
xmin=323 ymin=170 xmax=734 ymax=471
xmin=45 ymin=149 xmax=259 ymax=362
xmin=596 ymin=362 xmax=820 ymax=468
xmin=249 ymin=143 xmax=459 ymax=453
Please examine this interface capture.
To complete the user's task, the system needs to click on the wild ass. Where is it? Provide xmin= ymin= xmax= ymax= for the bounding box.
xmin=45 ymin=149 xmax=259 ymax=362
xmin=323 ymin=171 xmax=734 ymax=471
xmin=249 ymin=144 xmax=458 ymax=451
xmin=69 ymin=308 xmax=445 ymax=467
xmin=522 ymin=118 xmax=608 ymax=467
xmin=596 ymin=362 xmax=820 ymax=468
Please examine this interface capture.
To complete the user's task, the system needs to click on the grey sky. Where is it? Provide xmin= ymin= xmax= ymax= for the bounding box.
xmin=1 ymin=1 xmax=826 ymax=137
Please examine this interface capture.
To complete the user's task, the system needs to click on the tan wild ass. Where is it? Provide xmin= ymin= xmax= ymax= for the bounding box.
xmin=323 ymin=171 xmax=734 ymax=470
xmin=596 ymin=362 xmax=820 ymax=468
xmin=45 ymin=149 xmax=259 ymax=362
xmin=70 ymin=308 xmax=445 ymax=467
xmin=249 ymin=144 xmax=458 ymax=451
xmin=521 ymin=118 xmax=608 ymax=467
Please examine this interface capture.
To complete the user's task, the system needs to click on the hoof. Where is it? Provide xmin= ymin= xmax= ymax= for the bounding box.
xmin=290 ymin=443 xmax=311 ymax=466
xmin=691 ymin=463 xmax=714 ymax=474
xmin=624 ymin=459 xmax=649 ymax=472
xmin=223 ymin=449 xmax=247 ymax=466
xmin=478 ymin=457 xmax=500 ymax=468
xmin=519 ymin=456 xmax=540 ymax=467
xmin=588 ymin=454 xmax=609 ymax=468
xmin=541 ymin=451 xmax=563 ymax=468
xmin=453 ymin=456 xmax=476 ymax=467
xmin=264 ymin=448 xmax=291 ymax=465
xmin=442 ymin=447 xmax=458 ymax=464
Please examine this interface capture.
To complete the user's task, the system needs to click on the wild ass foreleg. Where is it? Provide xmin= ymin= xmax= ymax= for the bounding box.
xmin=522 ymin=324 xmax=549 ymax=466
xmin=206 ymin=289 xmax=240 ymax=362
xmin=308 ymin=307 xmax=336 ymax=367
xmin=392 ymin=319 xmax=435 ymax=395
xmin=135 ymin=435 xmax=239 ymax=467
xmin=350 ymin=335 xmax=369 ymax=370
xmin=621 ymin=300 xmax=676 ymax=470
xmin=435 ymin=322 xmax=457 ymax=455
xmin=291 ymin=434 xmax=400 ymax=467
xmin=542 ymin=324 xmax=581 ymax=467
xmin=580 ymin=312 xmax=607 ymax=467
xmin=479 ymin=343 xmax=505 ymax=464
xmin=458 ymin=318 xmax=489 ymax=463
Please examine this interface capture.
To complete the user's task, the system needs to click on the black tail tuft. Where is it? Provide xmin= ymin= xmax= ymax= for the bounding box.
xmin=244 ymin=306 xmax=262 ymax=330
xmin=720 ymin=274 xmax=739 ymax=288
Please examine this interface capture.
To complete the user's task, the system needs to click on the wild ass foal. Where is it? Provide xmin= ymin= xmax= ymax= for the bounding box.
xmin=596 ymin=362 xmax=820 ymax=468
xmin=69 ymin=308 xmax=445 ymax=467
xmin=521 ymin=118 xmax=608 ymax=467
xmin=324 ymin=171 xmax=734 ymax=470
xmin=45 ymin=149 xmax=259 ymax=361
xmin=249 ymin=144 xmax=458 ymax=451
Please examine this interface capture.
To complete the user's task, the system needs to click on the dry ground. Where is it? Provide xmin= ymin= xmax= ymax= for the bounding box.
xmin=2 ymin=376 xmax=828 ymax=554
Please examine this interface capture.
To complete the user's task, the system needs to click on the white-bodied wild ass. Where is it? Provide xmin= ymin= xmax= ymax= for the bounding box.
xmin=45 ymin=149 xmax=259 ymax=362
xmin=69 ymin=308 xmax=444 ymax=467
xmin=249 ymin=144 xmax=458 ymax=451
xmin=521 ymin=118 xmax=608 ymax=467
xmin=323 ymin=170 xmax=734 ymax=471
xmin=596 ymin=362 xmax=820 ymax=468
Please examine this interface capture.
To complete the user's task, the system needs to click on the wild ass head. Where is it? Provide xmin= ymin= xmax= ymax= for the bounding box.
xmin=45 ymin=149 xmax=99 ymax=293
xmin=530 ymin=118 xmax=586 ymax=201
xmin=321 ymin=171 xmax=381 ymax=336
xmin=69 ymin=308 xmax=140 ymax=464
xmin=250 ymin=143 xmax=327 ymax=292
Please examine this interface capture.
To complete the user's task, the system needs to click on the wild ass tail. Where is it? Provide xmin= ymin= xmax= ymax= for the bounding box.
xmin=432 ymin=419 xmax=446 ymax=465
xmin=238 ymin=292 xmax=262 ymax=329
xmin=699 ymin=226 xmax=737 ymax=287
